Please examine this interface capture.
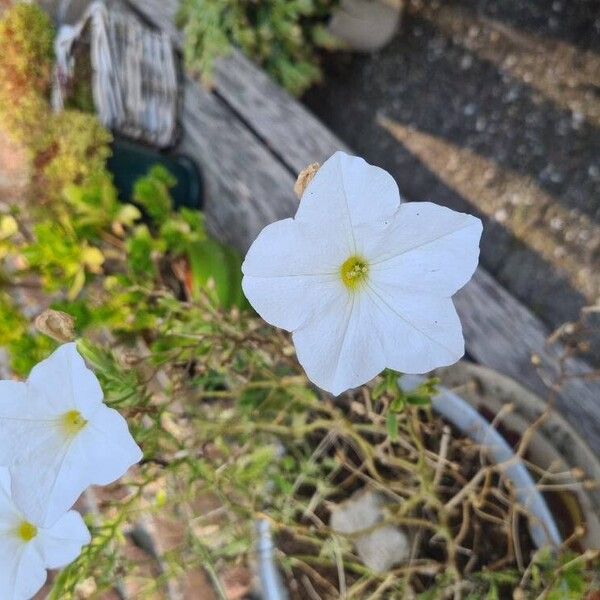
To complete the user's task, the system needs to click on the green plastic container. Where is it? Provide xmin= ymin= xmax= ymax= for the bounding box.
xmin=107 ymin=138 xmax=203 ymax=211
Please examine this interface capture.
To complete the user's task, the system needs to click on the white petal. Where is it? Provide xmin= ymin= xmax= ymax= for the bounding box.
xmin=76 ymin=404 xmax=143 ymax=487
xmin=0 ymin=477 xmax=46 ymax=600
xmin=36 ymin=510 xmax=90 ymax=569
xmin=27 ymin=343 xmax=103 ymax=418
xmin=0 ymin=541 xmax=47 ymax=600
xmin=243 ymin=217 xmax=347 ymax=277
xmin=367 ymin=283 xmax=465 ymax=373
xmin=242 ymin=218 xmax=347 ymax=330
xmin=293 ymin=291 xmax=386 ymax=395
xmin=367 ymin=203 xmax=482 ymax=297
xmin=297 ymin=152 xmax=401 ymax=243
xmin=0 ymin=469 xmax=19 ymax=532
xmin=243 ymin=273 xmax=343 ymax=332
xmin=9 ymin=404 xmax=141 ymax=528
xmin=7 ymin=425 xmax=75 ymax=528
xmin=0 ymin=467 xmax=10 ymax=496
xmin=0 ymin=382 xmax=30 ymax=465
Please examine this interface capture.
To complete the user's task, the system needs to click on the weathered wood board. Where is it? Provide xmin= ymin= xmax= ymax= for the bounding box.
xmin=129 ymin=0 xmax=600 ymax=453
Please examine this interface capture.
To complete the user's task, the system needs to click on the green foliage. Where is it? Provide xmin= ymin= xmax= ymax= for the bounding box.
xmin=64 ymin=172 xmax=141 ymax=238
xmin=0 ymin=3 xmax=54 ymax=142
xmin=0 ymin=3 xmax=112 ymax=200
xmin=24 ymin=222 xmax=105 ymax=298
xmin=0 ymin=0 xmax=245 ymax=319
xmin=373 ymin=370 xmax=437 ymax=440
xmin=177 ymin=0 xmax=341 ymax=95
xmin=0 ymin=292 xmax=56 ymax=377
xmin=40 ymin=111 xmax=113 ymax=199
xmin=133 ymin=164 xmax=177 ymax=224
xmin=187 ymin=237 xmax=247 ymax=309
xmin=526 ymin=548 xmax=596 ymax=599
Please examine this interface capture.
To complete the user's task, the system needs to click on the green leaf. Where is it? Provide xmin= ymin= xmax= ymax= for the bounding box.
xmin=386 ymin=412 xmax=399 ymax=442
xmin=389 ymin=395 xmax=406 ymax=412
xmin=187 ymin=238 xmax=246 ymax=309
xmin=132 ymin=165 xmax=176 ymax=224
xmin=372 ymin=378 xmax=387 ymax=400
xmin=126 ymin=225 xmax=155 ymax=277
xmin=406 ymin=394 xmax=431 ymax=406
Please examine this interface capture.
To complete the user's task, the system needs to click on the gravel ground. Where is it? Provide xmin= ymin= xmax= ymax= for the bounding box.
xmin=304 ymin=0 xmax=600 ymax=359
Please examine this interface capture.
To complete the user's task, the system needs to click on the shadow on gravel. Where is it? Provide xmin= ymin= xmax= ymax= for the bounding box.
xmin=307 ymin=12 xmax=600 ymax=222
xmin=459 ymin=0 xmax=600 ymax=53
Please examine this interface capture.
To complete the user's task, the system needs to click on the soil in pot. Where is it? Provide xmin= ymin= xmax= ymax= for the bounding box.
xmin=257 ymin=388 xmax=560 ymax=599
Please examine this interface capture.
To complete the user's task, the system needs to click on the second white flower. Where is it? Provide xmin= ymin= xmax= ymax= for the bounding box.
xmin=0 ymin=343 xmax=142 ymax=527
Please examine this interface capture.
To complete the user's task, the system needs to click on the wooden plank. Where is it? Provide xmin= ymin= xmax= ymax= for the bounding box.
xmin=177 ymin=74 xmax=298 ymax=251
xmin=128 ymin=0 xmax=600 ymax=453
xmin=212 ymin=51 xmax=345 ymax=172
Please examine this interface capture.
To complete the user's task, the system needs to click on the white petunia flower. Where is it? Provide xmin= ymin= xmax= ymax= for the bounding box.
xmin=0 ymin=467 xmax=90 ymax=600
xmin=0 ymin=343 xmax=142 ymax=528
xmin=242 ymin=151 xmax=482 ymax=395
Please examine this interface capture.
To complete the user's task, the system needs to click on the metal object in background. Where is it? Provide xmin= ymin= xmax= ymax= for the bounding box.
xmin=53 ymin=0 xmax=178 ymax=148
xmin=256 ymin=518 xmax=288 ymax=600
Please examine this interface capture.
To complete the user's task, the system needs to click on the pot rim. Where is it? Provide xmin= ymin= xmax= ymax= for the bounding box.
xmin=433 ymin=361 xmax=600 ymax=550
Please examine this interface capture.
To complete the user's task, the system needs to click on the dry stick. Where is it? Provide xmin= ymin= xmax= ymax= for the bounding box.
xmin=516 ymin=410 xmax=551 ymax=459
xmin=445 ymin=467 xmax=489 ymax=511
xmin=433 ymin=426 xmax=451 ymax=488
xmin=454 ymin=502 xmax=471 ymax=547
xmin=332 ymin=536 xmax=347 ymax=599
xmin=472 ymin=502 xmax=507 ymax=526
xmin=512 ymin=504 xmax=525 ymax=572
xmin=464 ymin=521 xmax=481 ymax=575
xmin=300 ymin=575 xmax=322 ymax=600
xmin=535 ymin=481 xmax=597 ymax=492
xmin=292 ymin=557 xmax=339 ymax=597
xmin=446 ymin=408 xmax=550 ymax=512
xmin=365 ymin=573 xmax=396 ymax=600
xmin=409 ymin=425 xmax=452 ymax=574
xmin=333 ymin=450 xmax=408 ymax=504
xmin=521 ymin=459 xmax=585 ymax=483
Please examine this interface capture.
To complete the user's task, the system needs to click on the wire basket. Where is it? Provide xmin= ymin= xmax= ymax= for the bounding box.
xmin=53 ymin=1 xmax=179 ymax=148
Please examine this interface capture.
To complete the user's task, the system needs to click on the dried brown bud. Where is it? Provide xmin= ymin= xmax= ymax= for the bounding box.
xmin=34 ymin=309 xmax=75 ymax=342
xmin=294 ymin=162 xmax=320 ymax=199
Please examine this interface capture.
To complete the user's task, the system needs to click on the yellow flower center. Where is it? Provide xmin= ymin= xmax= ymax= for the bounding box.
xmin=17 ymin=521 xmax=37 ymax=542
xmin=61 ymin=409 xmax=87 ymax=437
xmin=340 ymin=256 xmax=369 ymax=290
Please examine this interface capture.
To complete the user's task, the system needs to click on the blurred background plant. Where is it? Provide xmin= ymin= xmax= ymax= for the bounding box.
xmin=177 ymin=0 xmax=341 ymax=95
xmin=0 ymin=2 xmax=54 ymax=143
xmin=0 ymin=3 xmax=245 ymax=376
